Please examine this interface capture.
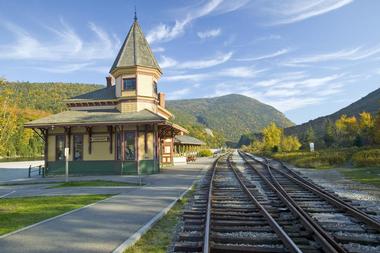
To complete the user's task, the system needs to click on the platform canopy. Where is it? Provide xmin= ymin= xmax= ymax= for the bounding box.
xmin=24 ymin=109 xmax=166 ymax=128
xmin=174 ymin=135 xmax=205 ymax=146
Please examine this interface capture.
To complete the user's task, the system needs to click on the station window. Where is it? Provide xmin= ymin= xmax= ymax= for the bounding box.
xmin=56 ymin=135 xmax=65 ymax=161
xmin=153 ymin=81 xmax=157 ymax=95
xmin=124 ymin=131 xmax=136 ymax=160
xmin=115 ymin=131 xmax=136 ymax=161
xmin=73 ymin=135 xmax=83 ymax=161
xmin=123 ymin=78 xmax=136 ymax=91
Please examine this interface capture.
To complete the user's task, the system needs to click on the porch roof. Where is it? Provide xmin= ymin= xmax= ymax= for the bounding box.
xmin=24 ymin=109 xmax=166 ymax=128
xmin=174 ymin=135 xmax=205 ymax=146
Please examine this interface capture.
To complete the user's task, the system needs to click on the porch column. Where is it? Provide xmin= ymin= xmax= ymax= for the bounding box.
xmin=153 ymin=124 xmax=159 ymax=172
xmin=43 ymin=128 xmax=48 ymax=170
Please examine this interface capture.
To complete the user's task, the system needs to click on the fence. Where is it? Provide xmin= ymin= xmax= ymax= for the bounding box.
xmin=28 ymin=165 xmax=45 ymax=178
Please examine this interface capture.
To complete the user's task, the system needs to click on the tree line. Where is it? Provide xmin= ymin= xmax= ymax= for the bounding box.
xmin=0 ymin=79 xmax=101 ymax=158
xmin=243 ymin=110 xmax=380 ymax=153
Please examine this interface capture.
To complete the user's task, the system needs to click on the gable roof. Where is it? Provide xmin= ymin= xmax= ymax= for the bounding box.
xmin=68 ymin=85 xmax=116 ymax=101
xmin=24 ymin=109 xmax=165 ymax=128
xmin=110 ymin=20 xmax=161 ymax=74
xmin=174 ymin=135 xmax=205 ymax=146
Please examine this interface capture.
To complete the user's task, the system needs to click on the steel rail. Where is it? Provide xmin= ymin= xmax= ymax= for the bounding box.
xmin=226 ymin=155 xmax=303 ymax=253
xmin=202 ymin=154 xmax=224 ymax=253
xmin=239 ymin=151 xmax=346 ymax=253
xmin=272 ymin=159 xmax=380 ymax=232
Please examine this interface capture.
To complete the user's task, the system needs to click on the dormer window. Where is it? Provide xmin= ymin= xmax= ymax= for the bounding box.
xmin=123 ymin=78 xmax=136 ymax=91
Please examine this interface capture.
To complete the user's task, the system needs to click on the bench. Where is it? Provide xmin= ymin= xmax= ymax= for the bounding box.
xmin=186 ymin=156 xmax=196 ymax=163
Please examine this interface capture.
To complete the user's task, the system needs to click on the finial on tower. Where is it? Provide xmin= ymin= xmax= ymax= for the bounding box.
xmin=134 ymin=6 xmax=137 ymax=22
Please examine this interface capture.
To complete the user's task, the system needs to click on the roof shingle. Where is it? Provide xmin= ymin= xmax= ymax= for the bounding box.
xmin=174 ymin=135 xmax=205 ymax=146
xmin=110 ymin=20 xmax=161 ymax=73
xmin=25 ymin=109 xmax=165 ymax=127
xmin=69 ymin=86 xmax=116 ymax=101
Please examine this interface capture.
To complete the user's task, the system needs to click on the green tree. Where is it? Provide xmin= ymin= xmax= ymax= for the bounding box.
xmin=304 ymin=125 xmax=315 ymax=144
xmin=374 ymin=110 xmax=380 ymax=144
xmin=323 ymin=119 xmax=336 ymax=147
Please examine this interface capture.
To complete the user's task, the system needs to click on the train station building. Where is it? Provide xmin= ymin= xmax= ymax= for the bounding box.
xmin=25 ymin=17 xmax=195 ymax=175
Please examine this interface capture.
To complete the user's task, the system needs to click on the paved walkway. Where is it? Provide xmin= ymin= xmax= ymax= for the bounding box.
xmin=0 ymin=161 xmax=43 ymax=183
xmin=0 ymin=158 xmax=214 ymax=253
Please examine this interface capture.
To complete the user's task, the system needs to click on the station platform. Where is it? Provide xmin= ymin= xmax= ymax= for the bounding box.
xmin=0 ymin=157 xmax=214 ymax=253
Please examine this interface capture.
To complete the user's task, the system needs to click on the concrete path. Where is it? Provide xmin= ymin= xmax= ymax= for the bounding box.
xmin=0 ymin=158 xmax=213 ymax=253
xmin=0 ymin=161 xmax=43 ymax=183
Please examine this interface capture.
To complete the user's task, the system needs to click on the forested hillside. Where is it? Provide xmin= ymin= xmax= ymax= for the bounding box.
xmin=285 ymin=87 xmax=380 ymax=140
xmin=167 ymin=94 xmax=294 ymax=143
xmin=6 ymin=82 xmax=102 ymax=113
xmin=0 ymin=81 xmax=102 ymax=157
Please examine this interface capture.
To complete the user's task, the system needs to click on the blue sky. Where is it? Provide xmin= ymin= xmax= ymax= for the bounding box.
xmin=0 ymin=0 xmax=379 ymax=124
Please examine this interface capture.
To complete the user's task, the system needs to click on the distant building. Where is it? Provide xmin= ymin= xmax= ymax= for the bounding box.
xmin=25 ymin=17 xmax=189 ymax=175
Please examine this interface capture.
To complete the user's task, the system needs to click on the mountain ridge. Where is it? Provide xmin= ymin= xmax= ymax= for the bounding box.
xmin=285 ymin=87 xmax=380 ymax=139
xmin=167 ymin=93 xmax=294 ymax=142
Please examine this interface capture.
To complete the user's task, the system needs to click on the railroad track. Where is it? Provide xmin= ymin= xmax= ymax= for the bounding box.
xmin=239 ymin=151 xmax=380 ymax=253
xmin=172 ymin=152 xmax=380 ymax=253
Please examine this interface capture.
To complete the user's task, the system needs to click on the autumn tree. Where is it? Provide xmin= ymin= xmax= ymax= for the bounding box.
xmin=262 ymin=122 xmax=283 ymax=152
xmin=281 ymin=135 xmax=302 ymax=152
xmin=358 ymin=112 xmax=374 ymax=145
xmin=335 ymin=114 xmax=358 ymax=145
xmin=0 ymin=78 xmax=19 ymax=156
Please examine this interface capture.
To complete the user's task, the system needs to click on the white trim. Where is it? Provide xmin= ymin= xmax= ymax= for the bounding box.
xmin=0 ymin=195 xmax=118 ymax=239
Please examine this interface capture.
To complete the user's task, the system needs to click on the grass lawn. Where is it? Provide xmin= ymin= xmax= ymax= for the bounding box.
xmin=338 ymin=167 xmax=380 ymax=188
xmin=0 ymin=194 xmax=110 ymax=235
xmin=124 ymin=186 xmax=195 ymax=253
xmin=50 ymin=180 xmax=142 ymax=188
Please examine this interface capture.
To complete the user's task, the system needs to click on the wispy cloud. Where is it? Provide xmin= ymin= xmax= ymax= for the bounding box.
xmin=160 ymin=52 xmax=233 ymax=70
xmin=167 ymin=88 xmax=192 ymax=99
xmin=209 ymin=72 xmax=346 ymax=111
xmin=146 ymin=0 xmax=248 ymax=43
xmin=164 ymin=73 xmax=207 ymax=82
xmin=164 ymin=65 xmax=264 ymax=82
xmin=152 ymin=47 xmax=165 ymax=53
xmin=262 ymin=0 xmax=354 ymax=25
xmin=197 ymin=28 xmax=222 ymax=39
xmin=178 ymin=52 xmax=233 ymax=69
xmin=0 ymin=19 xmax=119 ymax=62
xmin=159 ymin=55 xmax=178 ymax=68
xmin=221 ymin=66 xmax=265 ymax=78
xmin=34 ymin=63 xmax=94 ymax=73
xmin=236 ymin=48 xmax=290 ymax=61
xmin=286 ymin=45 xmax=380 ymax=65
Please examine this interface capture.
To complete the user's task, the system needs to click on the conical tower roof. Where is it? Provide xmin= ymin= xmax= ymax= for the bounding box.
xmin=110 ymin=19 xmax=161 ymax=74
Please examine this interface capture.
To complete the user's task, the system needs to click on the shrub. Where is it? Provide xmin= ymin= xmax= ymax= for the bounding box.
xmin=352 ymin=149 xmax=380 ymax=167
xmin=197 ymin=149 xmax=213 ymax=157
xmin=294 ymin=156 xmax=328 ymax=168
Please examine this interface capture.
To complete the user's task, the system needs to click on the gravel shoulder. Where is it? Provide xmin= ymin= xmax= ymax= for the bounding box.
xmin=287 ymin=164 xmax=380 ymax=215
